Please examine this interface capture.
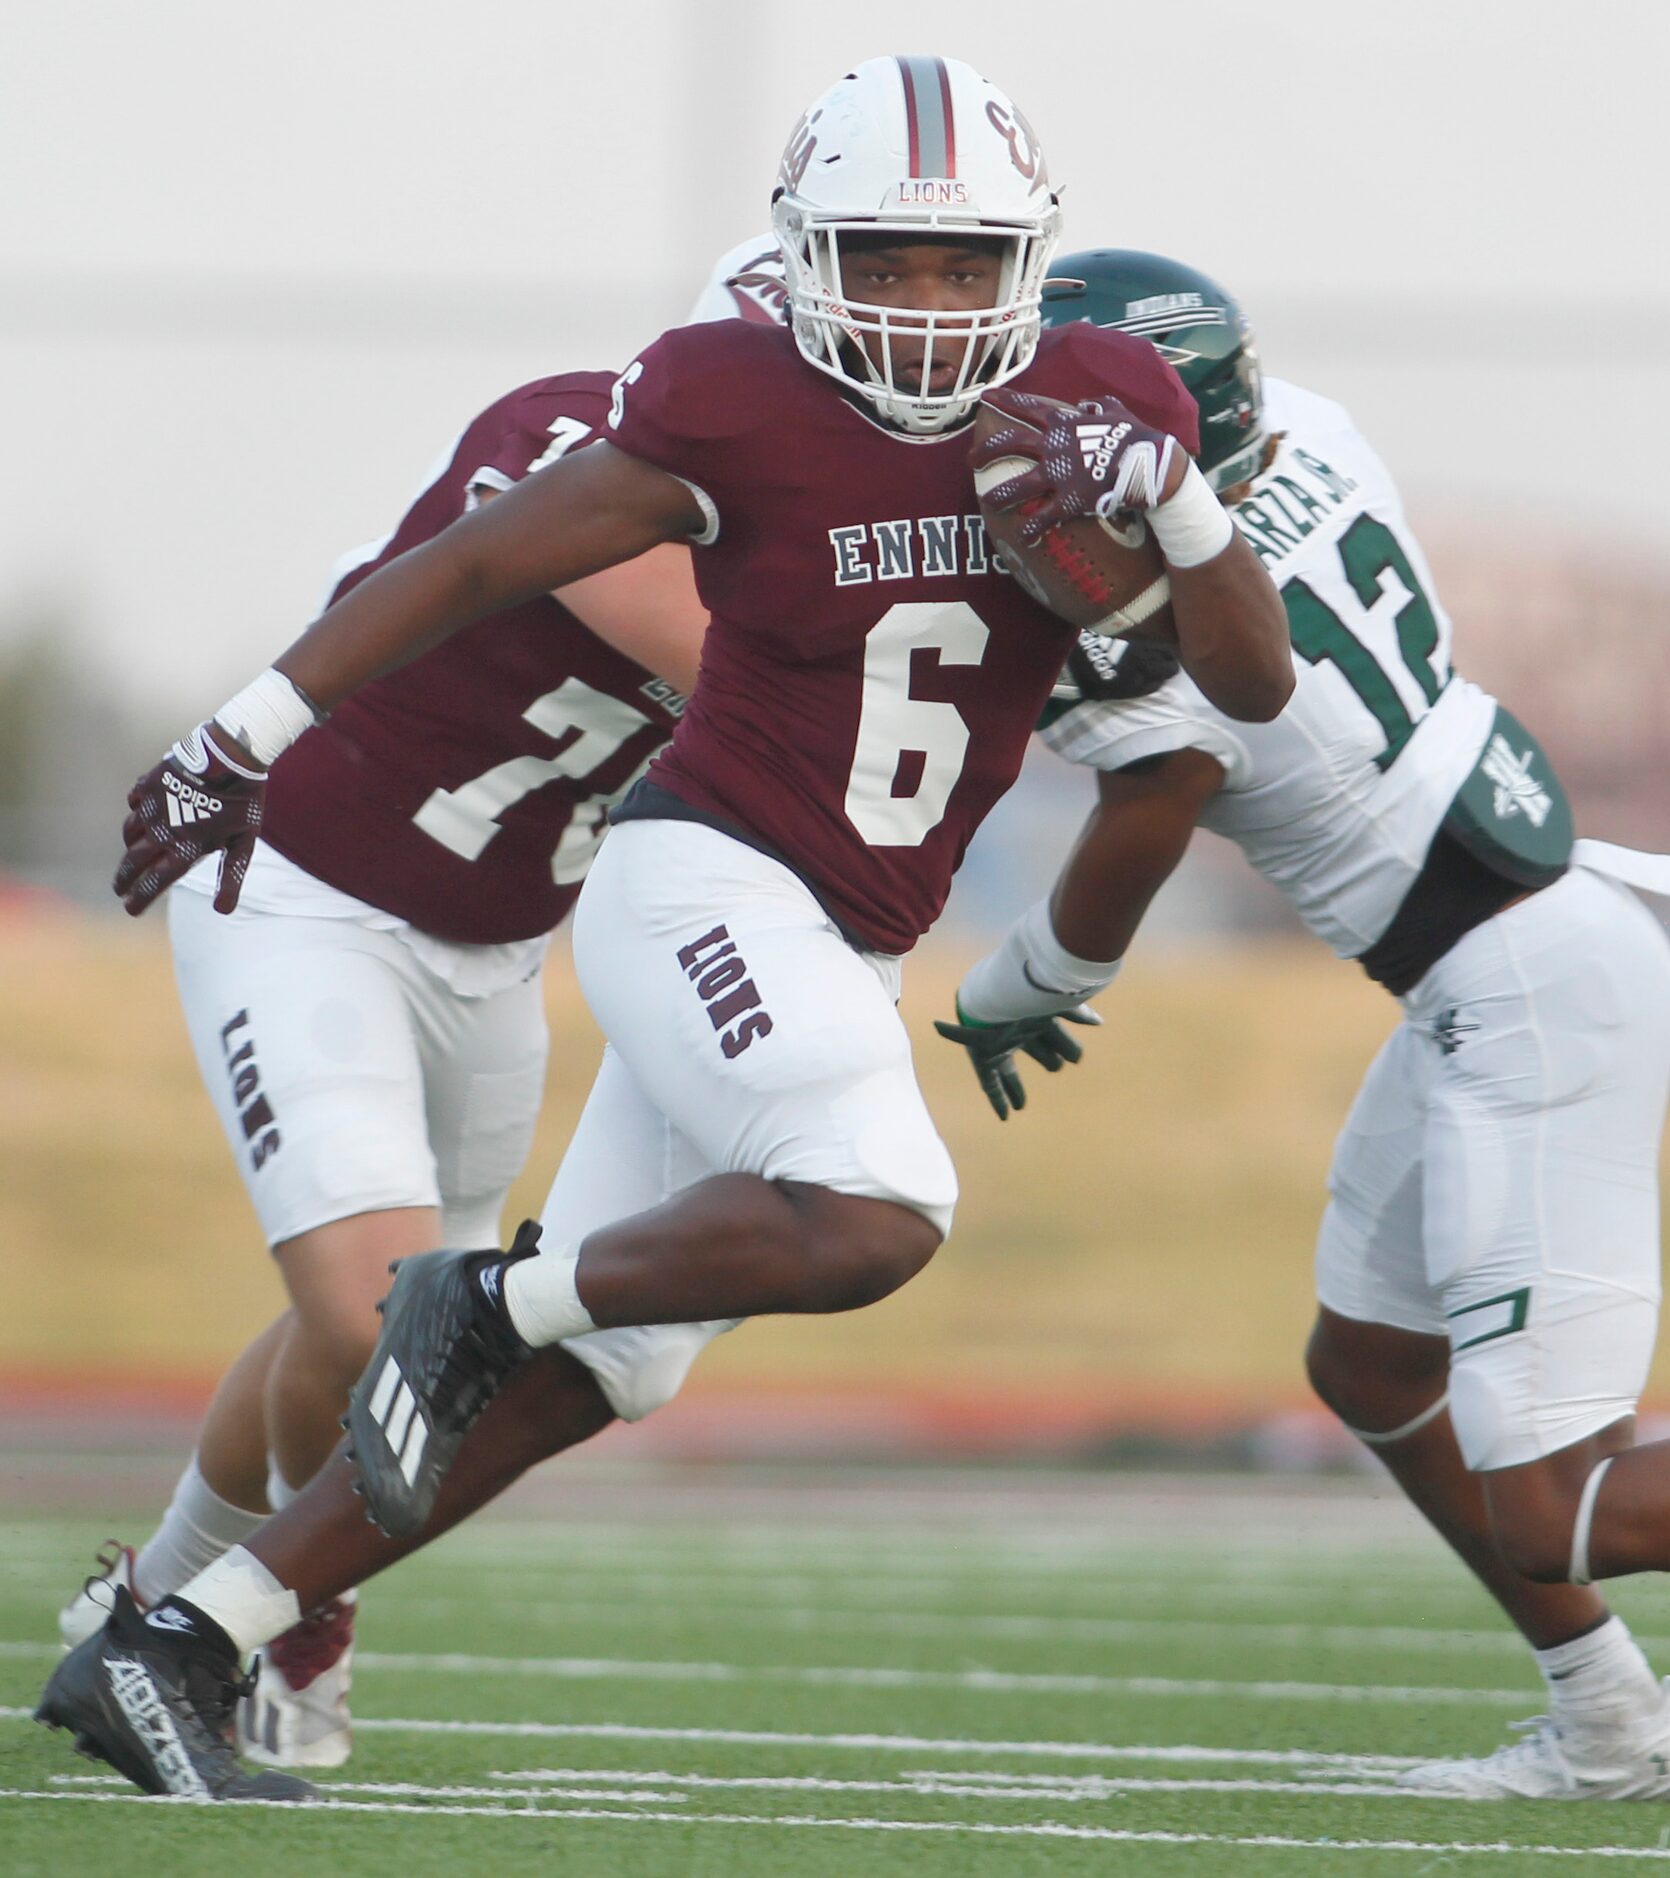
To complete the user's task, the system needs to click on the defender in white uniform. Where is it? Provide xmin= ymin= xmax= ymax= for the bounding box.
xmin=947 ymin=250 xmax=1670 ymax=1801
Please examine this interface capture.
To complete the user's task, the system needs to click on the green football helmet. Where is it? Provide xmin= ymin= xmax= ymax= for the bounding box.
xmin=1041 ymin=249 xmax=1265 ymax=492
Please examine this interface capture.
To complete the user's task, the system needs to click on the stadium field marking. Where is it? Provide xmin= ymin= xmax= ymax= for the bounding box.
xmin=344 ymin=1646 xmax=1543 ymax=1707
xmin=0 ymin=1640 xmax=1544 ymax=1705
xmin=43 ymin=1768 xmax=1410 ymax=1800
xmin=413 ymin=1545 xmax=1449 ymax=1584
xmin=489 ymin=1768 xmax=1416 ymax=1800
xmin=0 ymin=1520 xmax=1424 ymax=1559
xmin=371 ymin=1567 xmax=1454 ymax=1615
xmin=10 ymin=1789 xmax=1670 ymax=1858
xmin=0 ymin=1703 xmax=1429 ymax=1768
xmin=380 ymin=1593 xmax=1639 ymax=1657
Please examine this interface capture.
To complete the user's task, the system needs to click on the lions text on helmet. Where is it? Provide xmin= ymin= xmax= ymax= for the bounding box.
xmin=772 ymin=56 xmax=1061 ymax=435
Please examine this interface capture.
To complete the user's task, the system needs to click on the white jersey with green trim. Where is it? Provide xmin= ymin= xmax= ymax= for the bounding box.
xmin=1039 ymin=377 xmax=1498 ymax=960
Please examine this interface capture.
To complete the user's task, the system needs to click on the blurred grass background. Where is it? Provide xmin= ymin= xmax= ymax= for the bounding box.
xmin=0 ymin=914 xmax=1567 ymax=1416
xmin=8 ymin=915 xmax=1670 ymax=1424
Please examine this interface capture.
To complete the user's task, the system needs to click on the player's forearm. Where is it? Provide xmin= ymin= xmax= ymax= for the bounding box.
xmin=274 ymin=441 xmax=700 ymax=713
xmin=1050 ymin=807 xmax=1190 ymax=961
xmin=272 ymin=528 xmax=518 ymax=711
xmin=1166 ymin=531 xmax=1293 ymax=723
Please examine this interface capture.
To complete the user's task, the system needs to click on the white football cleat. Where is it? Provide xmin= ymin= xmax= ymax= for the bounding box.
xmin=57 ymin=1541 xmax=141 ymax=1650
xmin=1401 ymin=1700 xmax=1670 ymax=1801
xmin=239 ymin=1592 xmax=357 ymax=1768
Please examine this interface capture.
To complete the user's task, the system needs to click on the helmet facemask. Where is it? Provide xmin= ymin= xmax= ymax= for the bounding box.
xmin=772 ymin=202 xmax=1060 ymax=435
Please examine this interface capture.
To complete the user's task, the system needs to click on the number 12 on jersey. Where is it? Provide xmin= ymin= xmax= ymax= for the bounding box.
xmin=1281 ymin=513 xmax=1451 ymax=769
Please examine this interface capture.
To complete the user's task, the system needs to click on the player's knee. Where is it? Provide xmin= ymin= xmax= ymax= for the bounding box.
xmin=1304 ymin=1315 xmax=1373 ymax=1423
xmin=809 ymin=1196 xmax=941 ymax=1313
xmin=297 ymin=1308 xmax=383 ymax=1391
xmin=1305 ymin=1309 xmax=1447 ymax=1435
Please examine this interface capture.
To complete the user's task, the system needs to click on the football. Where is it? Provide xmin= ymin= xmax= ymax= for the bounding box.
xmin=970 ymin=393 xmax=1174 ymax=640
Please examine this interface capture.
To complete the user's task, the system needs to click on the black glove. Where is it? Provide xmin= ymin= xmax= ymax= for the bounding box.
xmin=933 ymin=1008 xmax=1098 ymax=1121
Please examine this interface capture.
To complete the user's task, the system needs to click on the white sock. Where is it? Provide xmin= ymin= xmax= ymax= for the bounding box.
xmin=266 ymin=1458 xmax=300 ymax=1512
xmin=173 ymin=1544 xmax=301 ymax=1658
xmin=1538 ymin=1617 xmax=1663 ymax=1729
xmin=502 ymin=1241 xmax=595 ymax=1347
xmin=131 ymin=1454 xmax=266 ymax=1607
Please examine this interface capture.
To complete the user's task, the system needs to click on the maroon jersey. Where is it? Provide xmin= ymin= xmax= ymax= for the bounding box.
xmin=607 ymin=320 xmax=1198 ymax=954
xmin=262 ymin=375 xmax=682 ymax=945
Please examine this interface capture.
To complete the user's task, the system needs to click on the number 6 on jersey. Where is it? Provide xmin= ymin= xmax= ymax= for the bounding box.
xmin=843 ymin=602 xmax=990 ymax=847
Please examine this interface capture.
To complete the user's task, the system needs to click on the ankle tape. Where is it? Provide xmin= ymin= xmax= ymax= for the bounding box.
xmin=1569 ymin=1456 xmax=1615 ymax=1587
xmin=1346 ymin=1390 xmax=1449 ymax=1448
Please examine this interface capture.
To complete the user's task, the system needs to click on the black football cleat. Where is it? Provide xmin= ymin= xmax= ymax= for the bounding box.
xmin=35 ymin=1587 xmax=316 ymax=1801
xmin=345 ymin=1220 xmax=540 ymax=1540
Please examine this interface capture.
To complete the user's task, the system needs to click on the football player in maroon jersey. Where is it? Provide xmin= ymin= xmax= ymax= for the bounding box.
xmin=55 ymin=372 xmax=714 ymax=1776
xmin=42 ymin=55 xmax=1291 ymax=1799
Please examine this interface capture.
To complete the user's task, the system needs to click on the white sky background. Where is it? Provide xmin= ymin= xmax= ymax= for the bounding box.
xmin=2 ymin=0 xmax=1667 ymax=722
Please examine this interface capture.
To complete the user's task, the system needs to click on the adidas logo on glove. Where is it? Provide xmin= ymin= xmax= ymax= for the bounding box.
xmin=1077 ymin=420 xmax=1134 ymax=482
xmin=162 ymin=770 xmax=224 ymax=827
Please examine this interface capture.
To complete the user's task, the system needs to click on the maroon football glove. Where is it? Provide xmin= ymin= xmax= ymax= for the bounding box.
xmin=114 ymin=722 xmax=267 ymax=917
xmin=972 ymin=388 xmax=1184 ymax=546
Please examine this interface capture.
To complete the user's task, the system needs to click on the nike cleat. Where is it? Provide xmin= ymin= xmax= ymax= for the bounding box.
xmin=345 ymin=1221 xmax=539 ymax=1540
xmin=35 ymin=1587 xmax=316 ymax=1801
xmin=1401 ymin=1699 xmax=1670 ymax=1801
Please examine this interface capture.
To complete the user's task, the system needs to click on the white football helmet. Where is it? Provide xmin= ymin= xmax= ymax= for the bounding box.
xmin=771 ymin=56 xmax=1062 ymax=435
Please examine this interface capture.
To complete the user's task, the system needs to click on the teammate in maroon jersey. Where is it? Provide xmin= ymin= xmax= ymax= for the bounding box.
xmin=42 ymin=55 xmax=1291 ymax=1799
xmin=54 ymin=372 xmax=712 ymax=1776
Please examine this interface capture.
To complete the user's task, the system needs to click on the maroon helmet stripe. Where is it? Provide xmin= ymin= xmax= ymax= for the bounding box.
xmin=936 ymin=59 xmax=957 ymax=177
xmin=897 ymin=54 xmax=922 ymax=175
xmin=894 ymin=55 xmax=953 ymax=178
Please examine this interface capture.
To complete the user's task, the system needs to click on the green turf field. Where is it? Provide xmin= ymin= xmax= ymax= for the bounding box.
xmin=10 ymin=1470 xmax=1670 ymax=1872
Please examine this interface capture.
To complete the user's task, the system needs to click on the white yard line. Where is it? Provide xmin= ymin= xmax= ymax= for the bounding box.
xmin=0 ymin=1639 xmax=1543 ymax=1704
xmin=491 ymin=1769 xmax=1415 ymax=1801
xmin=374 ymin=1567 xmax=1434 ymax=1613
xmin=413 ymin=1545 xmax=1450 ymax=1584
xmin=7 ymin=1788 xmax=1670 ymax=1858
xmin=343 ymin=1647 xmax=1540 ymax=1707
xmin=381 ymin=1593 xmax=1636 ymax=1657
xmin=0 ymin=1702 xmax=1427 ymax=1765
xmin=26 ymin=1768 xmax=1433 ymax=1801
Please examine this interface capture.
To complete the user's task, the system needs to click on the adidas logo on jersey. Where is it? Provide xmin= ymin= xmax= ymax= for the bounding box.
xmin=162 ymin=770 xmax=223 ymax=826
xmin=1077 ymin=421 xmax=1133 ymax=483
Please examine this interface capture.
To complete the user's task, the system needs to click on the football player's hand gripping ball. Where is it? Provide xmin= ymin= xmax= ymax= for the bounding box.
xmin=971 ymin=388 xmax=1185 ymax=546
xmin=932 ymin=1007 xmax=1101 ymax=1122
xmin=114 ymin=722 xmax=267 ymax=917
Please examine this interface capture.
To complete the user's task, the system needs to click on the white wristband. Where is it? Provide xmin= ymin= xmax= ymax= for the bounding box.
xmin=1148 ymin=459 xmax=1234 ymax=569
xmin=957 ymin=898 xmax=1122 ymax=1023
xmin=213 ymin=668 xmax=323 ymax=767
